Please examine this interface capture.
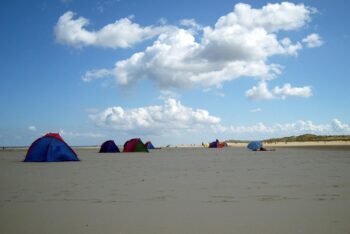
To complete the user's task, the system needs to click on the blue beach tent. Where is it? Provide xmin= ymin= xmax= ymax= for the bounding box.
xmin=247 ymin=141 xmax=263 ymax=151
xmin=24 ymin=133 xmax=79 ymax=162
xmin=99 ymin=140 xmax=120 ymax=153
xmin=145 ymin=141 xmax=155 ymax=149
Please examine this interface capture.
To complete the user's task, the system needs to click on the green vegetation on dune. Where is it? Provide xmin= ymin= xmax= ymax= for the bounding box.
xmin=264 ymin=134 xmax=350 ymax=143
xmin=226 ymin=134 xmax=350 ymax=143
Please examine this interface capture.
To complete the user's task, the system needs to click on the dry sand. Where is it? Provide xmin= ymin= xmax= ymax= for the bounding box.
xmin=0 ymin=147 xmax=350 ymax=234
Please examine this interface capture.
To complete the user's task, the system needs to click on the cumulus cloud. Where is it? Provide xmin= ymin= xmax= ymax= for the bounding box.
xmin=78 ymin=2 xmax=316 ymax=96
xmin=54 ymin=11 xmax=169 ymax=48
xmin=215 ymin=2 xmax=313 ymax=33
xmin=89 ymin=98 xmax=220 ymax=135
xmin=302 ymin=33 xmax=324 ymax=48
xmin=112 ymin=26 xmax=286 ymax=88
xmin=245 ymin=82 xmax=312 ymax=100
xmin=89 ymin=97 xmax=350 ymax=138
xmin=89 ymin=96 xmax=350 ymax=138
xmin=199 ymin=2 xmax=309 ymax=62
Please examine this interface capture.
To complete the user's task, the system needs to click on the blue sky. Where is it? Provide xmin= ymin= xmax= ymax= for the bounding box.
xmin=1 ymin=0 xmax=350 ymax=146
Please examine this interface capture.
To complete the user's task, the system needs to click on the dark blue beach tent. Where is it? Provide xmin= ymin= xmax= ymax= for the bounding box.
xmin=99 ymin=140 xmax=120 ymax=153
xmin=247 ymin=141 xmax=263 ymax=151
xmin=24 ymin=133 xmax=79 ymax=162
xmin=145 ymin=141 xmax=155 ymax=149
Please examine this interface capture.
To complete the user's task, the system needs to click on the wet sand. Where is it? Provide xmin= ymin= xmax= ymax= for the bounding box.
xmin=0 ymin=147 xmax=349 ymax=234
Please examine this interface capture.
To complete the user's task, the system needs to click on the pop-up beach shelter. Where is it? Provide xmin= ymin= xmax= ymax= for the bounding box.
xmin=99 ymin=140 xmax=120 ymax=153
xmin=247 ymin=141 xmax=263 ymax=151
xmin=209 ymin=139 xmax=226 ymax=148
xmin=123 ymin=138 xmax=149 ymax=152
xmin=145 ymin=141 xmax=155 ymax=149
xmin=24 ymin=133 xmax=79 ymax=162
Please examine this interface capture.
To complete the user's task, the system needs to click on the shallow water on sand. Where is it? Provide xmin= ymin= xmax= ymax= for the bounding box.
xmin=1 ymin=147 xmax=350 ymax=234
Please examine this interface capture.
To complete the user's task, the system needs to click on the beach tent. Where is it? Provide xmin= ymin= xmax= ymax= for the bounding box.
xmin=123 ymin=138 xmax=149 ymax=152
xmin=247 ymin=141 xmax=263 ymax=151
xmin=99 ymin=140 xmax=120 ymax=153
xmin=209 ymin=139 xmax=226 ymax=148
xmin=24 ymin=133 xmax=79 ymax=162
xmin=145 ymin=141 xmax=155 ymax=149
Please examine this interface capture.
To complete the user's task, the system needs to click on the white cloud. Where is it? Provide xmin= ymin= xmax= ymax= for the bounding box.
xmin=179 ymin=18 xmax=202 ymax=32
xmin=54 ymin=11 xmax=169 ymax=48
xmin=54 ymin=12 xmax=95 ymax=47
xmin=200 ymin=2 xmax=309 ymax=62
xmin=245 ymin=82 xmax=275 ymax=100
xmin=331 ymin=118 xmax=350 ymax=132
xmin=89 ymin=98 xmax=220 ymax=135
xmin=273 ymin=83 xmax=312 ymax=99
xmin=302 ymin=33 xmax=324 ymax=48
xmin=28 ymin=126 xmax=37 ymax=131
xmin=89 ymin=97 xmax=350 ymax=138
xmin=245 ymin=82 xmax=312 ymax=100
xmin=215 ymin=2 xmax=313 ymax=33
xmin=112 ymin=28 xmax=285 ymax=88
xmin=280 ymin=37 xmax=302 ymax=55
xmin=79 ymin=2 xmax=315 ymax=94
xmin=82 ymin=69 xmax=114 ymax=82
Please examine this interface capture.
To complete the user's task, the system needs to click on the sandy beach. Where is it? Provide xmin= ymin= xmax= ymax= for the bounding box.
xmin=1 ymin=146 xmax=350 ymax=234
